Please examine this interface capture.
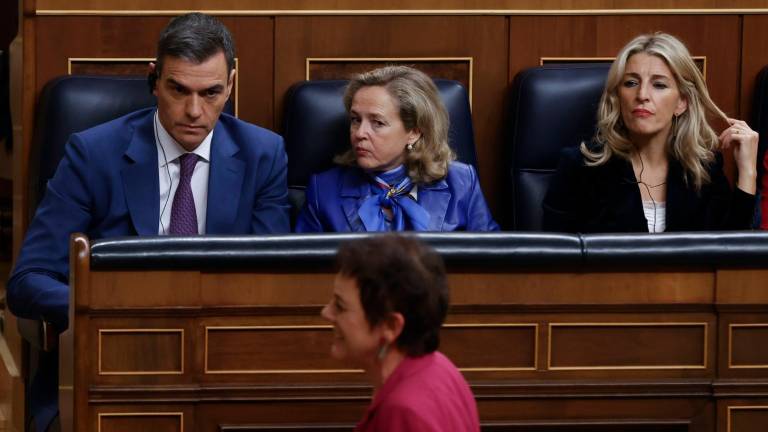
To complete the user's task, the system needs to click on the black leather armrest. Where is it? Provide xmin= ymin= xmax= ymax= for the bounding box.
xmin=89 ymin=232 xmax=584 ymax=271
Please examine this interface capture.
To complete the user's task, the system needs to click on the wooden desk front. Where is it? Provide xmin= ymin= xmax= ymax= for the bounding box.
xmin=61 ymin=234 xmax=768 ymax=432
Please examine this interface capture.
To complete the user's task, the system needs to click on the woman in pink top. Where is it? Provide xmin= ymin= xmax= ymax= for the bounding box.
xmin=321 ymin=235 xmax=480 ymax=431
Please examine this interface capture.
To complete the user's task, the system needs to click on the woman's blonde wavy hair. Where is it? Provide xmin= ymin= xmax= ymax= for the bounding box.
xmin=583 ymin=32 xmax=728 ymax=190
xmin=335 ymin=65 xmax=455 ymax=184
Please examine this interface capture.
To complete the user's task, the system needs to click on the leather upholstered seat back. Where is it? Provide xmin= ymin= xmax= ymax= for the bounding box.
xmin=282 ymin=79 xmax=478 ymax=218
xmin=30 ymin=76 xmax=156 ymax=216
xmin=29 ymin=75 xmax=234 ymax=217
xmin=506 ymin=63 xmax=610 ymax=230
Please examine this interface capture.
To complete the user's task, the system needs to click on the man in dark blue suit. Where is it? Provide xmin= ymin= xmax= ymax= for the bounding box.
xmin=7 ymin=13 xmax=289 ymax=431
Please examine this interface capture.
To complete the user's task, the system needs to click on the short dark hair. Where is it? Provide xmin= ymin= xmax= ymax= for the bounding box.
xmin=155 ymin=13 xmax=235 ymax=77
xmin=336 ymin=235 xmax=449 ymax=356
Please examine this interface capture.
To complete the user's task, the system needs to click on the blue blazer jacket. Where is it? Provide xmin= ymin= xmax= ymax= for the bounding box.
xmin=9 ymin=108 xmax=290 ymax=330
xmin=8 ymin=107 xmax=289 ymax=430
xmin=295 ymin=162 xmax=499 ymax=232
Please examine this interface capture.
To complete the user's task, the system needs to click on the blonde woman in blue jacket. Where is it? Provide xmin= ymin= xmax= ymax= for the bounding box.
xmin=295 ymin=66 xmax=498 ymax=232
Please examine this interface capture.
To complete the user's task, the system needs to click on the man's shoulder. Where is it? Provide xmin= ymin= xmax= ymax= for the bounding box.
xmin=75 ymin=107 xmax=154 ymax=142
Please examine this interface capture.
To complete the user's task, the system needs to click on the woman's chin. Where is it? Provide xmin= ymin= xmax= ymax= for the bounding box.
xmin=356 ymin=158 xmax=377 ymax=171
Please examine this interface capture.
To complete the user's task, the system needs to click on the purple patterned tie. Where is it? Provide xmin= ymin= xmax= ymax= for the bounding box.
xmin=169 ymin=153 xmax=199 ymax=235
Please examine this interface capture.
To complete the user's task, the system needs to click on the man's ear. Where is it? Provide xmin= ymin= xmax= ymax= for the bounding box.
xmin=226 ymin=68 xmax=236 ymax=97
xmin=147 ymin=62 xmax=158 ymax=95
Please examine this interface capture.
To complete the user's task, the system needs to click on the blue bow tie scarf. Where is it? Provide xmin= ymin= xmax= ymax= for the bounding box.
xmin=358 ymin=165 xmax=430 ymax=231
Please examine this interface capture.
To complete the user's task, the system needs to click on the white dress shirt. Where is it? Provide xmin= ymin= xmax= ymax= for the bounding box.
xmin=153 ymin=111 xmax=212 ymax=235
xmin=642 ymin=200 xmax=667 ymax=233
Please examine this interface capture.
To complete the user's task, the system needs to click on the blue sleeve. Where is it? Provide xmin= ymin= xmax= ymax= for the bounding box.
xmin=250 ymin=135 xmax=290 ymax=234
xmin=7 ymin=134 xmax=95 ymax=331
xmin=464 ymin=164 xmax=500 ymax=231
xmin=294 ymin=174 xmax=324 ymax=232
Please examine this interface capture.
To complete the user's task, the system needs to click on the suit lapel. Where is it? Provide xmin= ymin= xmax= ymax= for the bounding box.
xmin=418 ymin=179 xmax=450 ymax=231
xmin=122 ymin=113 xmax=160 ymax=236
xmin=599 ymin=158 xmax=647 ymax=232
xmin=340 ymin=168 xmax=368 ymax=232
xmin=206 ymin=123 xmax=245 ymax=234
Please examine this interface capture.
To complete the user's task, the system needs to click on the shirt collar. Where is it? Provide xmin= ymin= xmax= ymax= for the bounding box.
xmin=154 ymin=110 xmax=213 ymax=166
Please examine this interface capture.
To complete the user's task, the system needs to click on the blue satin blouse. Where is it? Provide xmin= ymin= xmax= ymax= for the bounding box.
xmin=295 ymin=162 xmax=499 ymax=232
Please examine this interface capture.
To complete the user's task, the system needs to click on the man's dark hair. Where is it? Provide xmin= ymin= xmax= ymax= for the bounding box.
xmin=155 ymin=12 xmax=235 ymax=78
xmin=336 ymin=235 xmax=449 ymax=356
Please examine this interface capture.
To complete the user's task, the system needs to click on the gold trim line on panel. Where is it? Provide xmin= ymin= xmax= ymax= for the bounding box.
xmin=540 ymin=57 xmax=615 ymax=65
xmin=204 ymin=324 xmax=361 ymax=374
xmin=98 ymin=328 xmax=184 ymax=375
xmin=305 ymin=57 xmax=473 ymax=110
xmin=67 ymin=57 xmax=156 ymax=74
xmin=728 ymin=323 xmax=768 ymax=369
xmin=547 ymin=322 xmax=708 ymax=371
xmin=67 ymin=57 xmax=240 ymax=117
xmin=540 ymin=56 xmax=707 ymax=80
xmin=35 ymin=9 xmax=768 ymax=16
xmin=727 ymin=405 xmax=768 ymax=432
xmin=98 ymin=412 xmax=183 ymax=432
xmin=443 ymin=323 xmax=538 ymax=371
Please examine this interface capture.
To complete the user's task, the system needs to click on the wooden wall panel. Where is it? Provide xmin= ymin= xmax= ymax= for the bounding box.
xmin=89 ymin=317 xmax=195 ymax=387
xmin=478 ymin=398 xmax=714 ymax=431
xmin=727 ymin=407 xmax=768 ymax=432
xmin=98 ymin=329 xmax=184 ymax=374
xmin=204 ymin=326 xmax=340 ymax=373
xmin=729 ymin=325 xmax=768 ymax=367
xmin=98 ymin=412 xmax=183 ymax=432
xmin=34 ymin=16 xmax=274 ymax=128
xmin=717 ymin=314 xmax=768 ymax=379
xmin=93 ymin=406 xmax=191 ymax=432
xmin=549 ymin=323 xmax=707 ymax=369
xmin=509 ymin=15 xmax=742 ymax=121
xmin=273 ymin=16 xmax=508 ymax=213
xmin=31 ymin=0 xmax=768 ymax=12
xmin=718 ymin=402 xmax=768 ymax=432
xmin=741 ymin=15 xmax=768 ymax=120
xmin=195 ymin=401 xmax=365 ymax=431
xmin=441 ymin=324 xmax=538 ymax=370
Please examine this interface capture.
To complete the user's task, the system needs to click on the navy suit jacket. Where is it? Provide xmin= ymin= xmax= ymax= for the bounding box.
xmin=9 ymin=107 xmax=290 ymax=330
xmin=295 ymin=162 xmax=499 ymax=232
xmin=8 ymin=107 xmax=289 ymax=430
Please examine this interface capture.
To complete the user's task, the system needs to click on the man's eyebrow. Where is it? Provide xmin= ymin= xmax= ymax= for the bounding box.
xmin=202 ymin=84 xmax=225 ymax=93
xmin=166 ymin=78 xmax=187 ymax=90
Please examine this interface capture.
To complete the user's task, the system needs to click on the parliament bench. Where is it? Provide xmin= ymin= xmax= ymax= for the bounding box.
xmin=58 ymin=232 xmax=768 ymax=432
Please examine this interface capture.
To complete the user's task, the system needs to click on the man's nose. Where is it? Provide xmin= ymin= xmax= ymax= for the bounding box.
xmin=186 ymin=95 xmax=203 ymax=119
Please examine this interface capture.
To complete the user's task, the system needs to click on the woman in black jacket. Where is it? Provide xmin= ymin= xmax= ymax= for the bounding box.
xmin=543 ymin=32 xmax=758 ymax=233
